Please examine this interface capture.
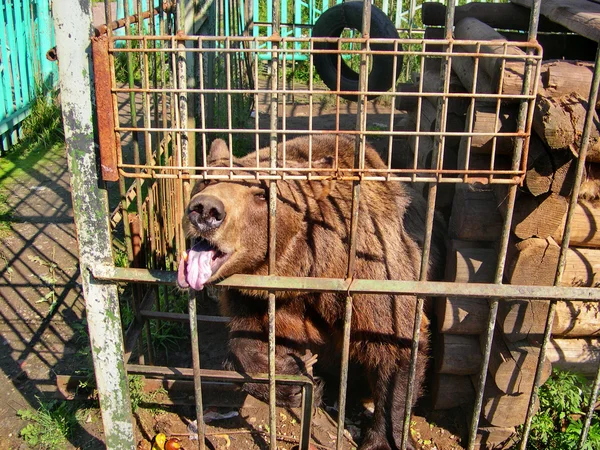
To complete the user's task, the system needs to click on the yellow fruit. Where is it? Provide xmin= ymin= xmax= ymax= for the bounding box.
xmin=152 ymin=433 xmax=167 ymax=450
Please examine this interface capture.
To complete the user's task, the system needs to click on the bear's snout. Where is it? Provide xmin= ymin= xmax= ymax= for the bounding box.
xmin=187 ymin=194 xmax=226 ymax=232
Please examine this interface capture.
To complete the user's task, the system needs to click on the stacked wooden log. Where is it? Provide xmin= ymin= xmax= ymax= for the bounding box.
xmin=417 ymin=3 xmax=600 ymax=448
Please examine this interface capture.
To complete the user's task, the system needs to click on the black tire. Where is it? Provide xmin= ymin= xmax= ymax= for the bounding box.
xmin=312 ymin=1 xmax=401 ymax=102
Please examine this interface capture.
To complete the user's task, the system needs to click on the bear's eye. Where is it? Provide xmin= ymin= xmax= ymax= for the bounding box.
xmin=251 ymin=188 xmax=266 ymax=201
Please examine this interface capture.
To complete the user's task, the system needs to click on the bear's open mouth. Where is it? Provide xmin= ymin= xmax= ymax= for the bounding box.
xmin=177 ymin=239 xmax=231 ymax=290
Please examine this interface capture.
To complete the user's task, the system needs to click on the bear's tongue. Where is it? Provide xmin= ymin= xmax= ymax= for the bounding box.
xmin=178 ymin=241 xmax=215 ymax=291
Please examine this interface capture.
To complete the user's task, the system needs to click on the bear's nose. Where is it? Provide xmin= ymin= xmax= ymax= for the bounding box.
xmin=187 ymin=195 xmax=226 ymax=231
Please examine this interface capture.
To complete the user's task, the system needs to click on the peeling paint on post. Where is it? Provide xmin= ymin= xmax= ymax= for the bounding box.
xmin=52 ymin=1 xmax=136 ymax=448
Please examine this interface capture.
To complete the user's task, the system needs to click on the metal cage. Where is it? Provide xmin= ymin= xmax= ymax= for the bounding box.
xmin=53 ymin=0 xmax=600 ymax=449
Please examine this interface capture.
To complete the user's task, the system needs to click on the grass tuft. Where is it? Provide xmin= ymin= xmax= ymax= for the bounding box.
xmin=10 ymin=89 xmax=64 ymax=157
xmin=18 ymin=398 xmax=76 ymax=449
xmin=0 ymin=192 xmax=12 ymax=238
xmin=521 ymin=369 xmax=600 ymax=450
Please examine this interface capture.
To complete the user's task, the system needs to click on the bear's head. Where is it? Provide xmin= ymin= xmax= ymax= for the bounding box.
xmin=177 ymin=138 xmax=336 ymax=291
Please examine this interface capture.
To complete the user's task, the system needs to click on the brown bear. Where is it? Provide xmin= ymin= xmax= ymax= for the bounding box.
xmin=178 ymin=135 xmax=445 ymax=450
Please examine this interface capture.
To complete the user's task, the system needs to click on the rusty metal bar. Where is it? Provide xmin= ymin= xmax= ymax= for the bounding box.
xmin=123 ymin=289 xmax=158 ymax=362
xmin=111 ymin=86 xmax=538 ymax=102
xmin=53 ymin=1 xmax=136 ymax=447
xmin=336 ymin=295 xmax=353 ymax=450
xmin=468 ymin=1 xmax=543 ymax=445
xmin=57 ymin=374 xmax=246 ymax=407
xmin=127 ymin=363 xmax=314 ymax=386
xmin=141 ymin=310 xmax=230 ymax=323
xmin=580 ymin=361 xmax=600 ymax=448
xmin=92 ymin=35 xmax=119 ymax=182
xmin=386 ymin=40 xmax=401 ymax=176
xmin=267 ymin=2 xmax=280 ymax=448
xmin=91 ymin=267 xmax=600 ymax=301
xmin=519 ymin=42 xmax=600 ymax=450
xmin=112 ymin=122 xmax=534 ymax=138
xmin=110 ymin=35 xmax=543 ymax=55
xmin=188 ymin=287 xmax=206 ymax=450
xmin=116 ymin=173 xmax=522 ymax=185
xmin=299 ymin=383 xmax=314 ymax=450
xmin=336 ymin=3 xmax=372 ymax=448
xmin=404 ymin=3 xmax=456 ymax=448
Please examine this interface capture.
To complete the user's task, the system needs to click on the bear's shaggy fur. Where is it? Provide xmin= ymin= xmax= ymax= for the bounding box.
xmin=179 ymin=135 xmax=445 ymax=450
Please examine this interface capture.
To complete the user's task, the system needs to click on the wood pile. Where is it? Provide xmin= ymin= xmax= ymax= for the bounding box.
xmin=396 ymin=2 xmax=600 ymax=449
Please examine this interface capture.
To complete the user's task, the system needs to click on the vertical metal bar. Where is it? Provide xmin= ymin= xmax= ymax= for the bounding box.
xmin=404 ymin=0 xmax=416 ymax=79
xmin=337 ymin=3 xmax=371 ymax=449
xmin=107 ymin=0 xmax=135 ymax=265
xmin=176 ymin=3 xmax=203 ymax=450
xmin=189 ymin=286 xmax=206 ymax=450
xmin=123 ymin=1 xmax=146 ymax=249
xmin=268 ymin=2 xmax=280 ymax=449
xmin=299 ymin=383 xmax=314 ymax=450
xmin=52 ymin=1 xmax=136 ymax=448
xmin=140 ymin=30 xmax=157 ymax=365
xmin=335 ymin=295 xmax=353 ymax=450
xmin=386 ymin=40 xmax=400 ymax=178
xmin=402 ymin=5 xmax=455 ymax=449
xmin=520 ymin=44 xmax=600 ymax=450
xmin=471 ymin=3 xmax=542 ymax=448
xmin=346 ymin=0 xmax=371 ymax=278
xmin=183 ymin=0 xmax=198 ymax=167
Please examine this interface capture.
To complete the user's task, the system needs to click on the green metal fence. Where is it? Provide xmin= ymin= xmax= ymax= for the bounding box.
xmin=0 ymin=0 xmax=57 ymax=151
xmin=248 ymin=0 xmax=507 ymax=60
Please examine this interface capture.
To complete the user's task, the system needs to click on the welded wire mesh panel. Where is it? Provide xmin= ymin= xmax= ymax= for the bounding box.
xmin=111 ymin=36 xmax=541 ymax=183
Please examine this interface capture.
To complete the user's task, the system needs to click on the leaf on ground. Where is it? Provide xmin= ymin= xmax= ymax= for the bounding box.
xmin=214 ymin=434 xmax=231 ymax=448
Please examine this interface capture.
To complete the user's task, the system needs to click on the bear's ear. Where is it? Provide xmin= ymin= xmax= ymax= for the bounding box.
xmin=209 ymin=139 xmax=230 ymax=161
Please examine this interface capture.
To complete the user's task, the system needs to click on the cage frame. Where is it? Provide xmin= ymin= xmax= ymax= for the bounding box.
xmin=53 ymin=1 xmax=600 ymax=450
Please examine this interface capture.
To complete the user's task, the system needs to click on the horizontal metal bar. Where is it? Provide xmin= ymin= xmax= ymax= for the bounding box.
xmin=92 ymin=267 xmax=599 ymax=301
xmin=126 ymin=363 xmax=313 ymax=386
xmin=56 ymin=374 xmax=246 ymax=407
xmin=110 ymin=35 xmax=542 ymax=53
xmin=141 ymin=309 xmax=230 ymax=323
xmin=117 ymin=163 xmax=523 ymax=176
xmin=117 ymin=171 xmax=521 ymax=184
xmin=112 ymin=86 xmax=536 ymax=100
xmin=115 ymin=126 xmax=532 ymax=137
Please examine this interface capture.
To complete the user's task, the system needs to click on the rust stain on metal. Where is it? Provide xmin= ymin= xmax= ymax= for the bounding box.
xmin=94 ymin=1 xmax=175 ymax=36
xmin=92 ymin=35 xmax=119 ymax=182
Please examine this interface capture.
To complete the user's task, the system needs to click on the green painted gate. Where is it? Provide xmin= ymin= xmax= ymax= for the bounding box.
xmin=0 ymin=0 xmax=57 ymax=150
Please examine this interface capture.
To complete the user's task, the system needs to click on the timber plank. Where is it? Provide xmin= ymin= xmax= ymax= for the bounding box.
xmin=511 ymin=0 xmax=600 ymax=42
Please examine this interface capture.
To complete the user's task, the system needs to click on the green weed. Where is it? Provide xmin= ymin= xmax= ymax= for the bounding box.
xmin=114 ymin=247 xmax=130 ymax=268
xmin=0 ymin=192 xmax=12 ymax=238
xmin=28 ymin=247 xmax=59 ymax=316
xmin=114 ymin=25 xmax=171 ymax=86
xmin=9 ymin=88 xmax=63 ymax=156
xmin=18 ymin=399 xmax=76 ymax=449
xmin=128 ymin=375 xmax=168 ymax=413
xmin=0 ymin=249 xmax=13 ymax=280
xmin=521 ymin=369 xmax=600 ymax=450
xmin=150 ymin=287 xmax=189 ymax=358
xmin=285 ymin=60 xmax=323 ymax=86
